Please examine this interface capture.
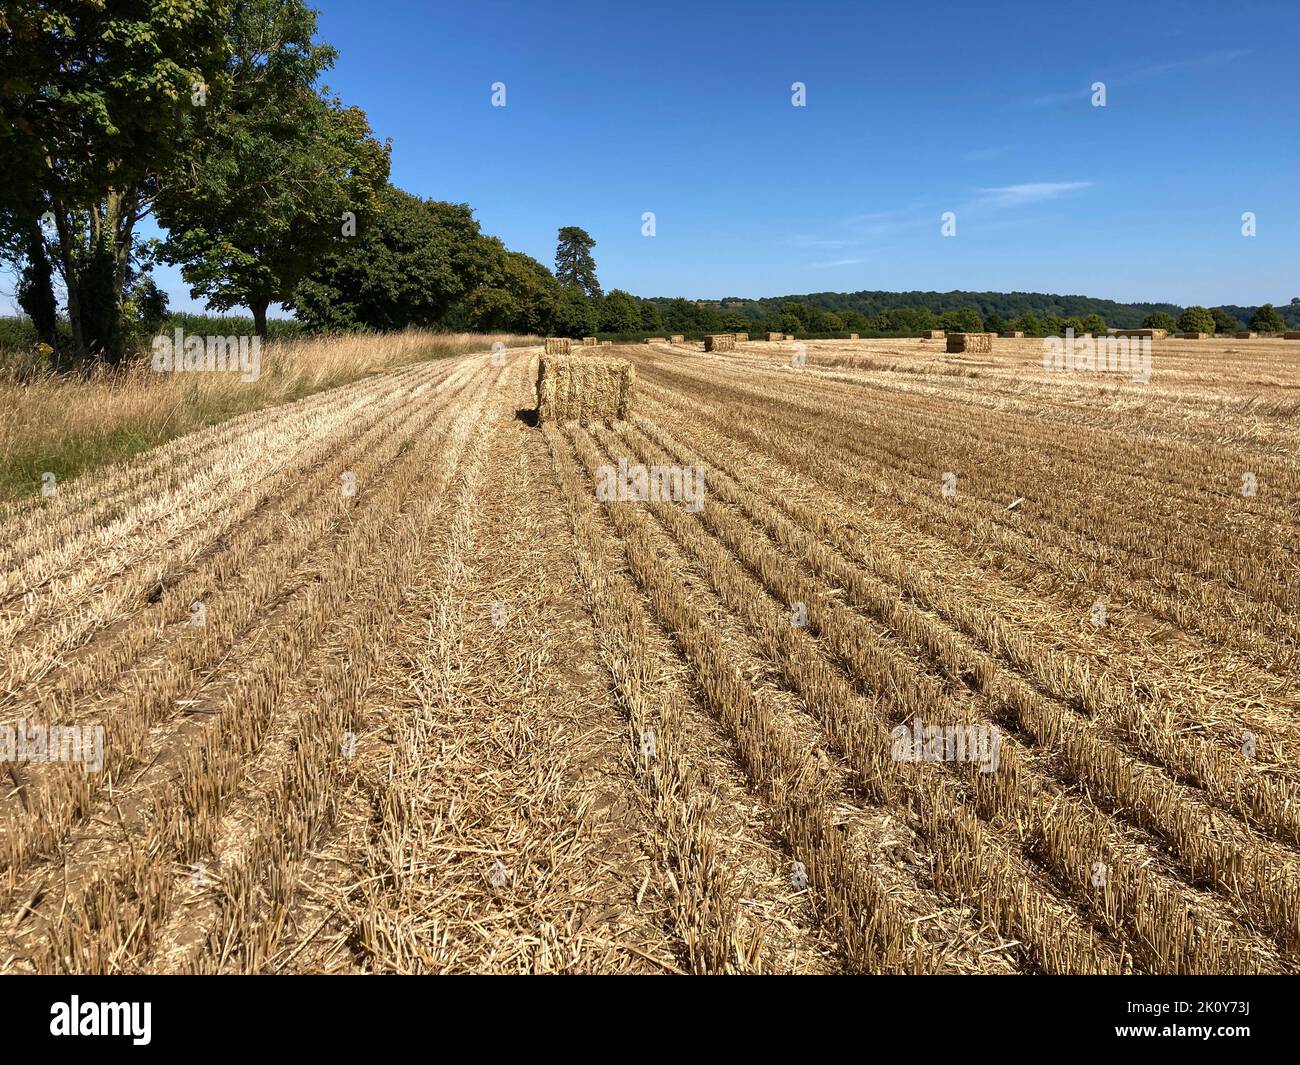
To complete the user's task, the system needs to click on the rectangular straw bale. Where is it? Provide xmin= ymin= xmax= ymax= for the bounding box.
xmin=1001 ymin=331 xmax=1025 ymax=338
xmin=1181 ymin=332 xmax=1208 ymax=340
xmin=946 ymin=332 xmax=993 ymax=354
xmin=1236 ymin=331 xmax=1257 ymax=339
xmin=544 ymin=337 xmax=572 ymax=355
xmin=848 ymin=333 xmax=859 ymax=340
xmin=767 ymin=332 xmax=783 ymax=341
xmin=581 ymin=336 xmax=597 ymax=346
xmin=644 ymin=337 xmax=667 ymax=343
xmin=704 ymin=334 xmax=736 ymax=352
xmin=922 ymin=330 xmax=945 ymax=340
xmin=1285 ymin=332 xmax=1300 ymax=340
xmin=669 ymin=334 xmax=684 ymax=344
xmin=734 ymin=332 xmax=749 ymax=342
xmin=536 ymin=354 xmax=635 ymax=424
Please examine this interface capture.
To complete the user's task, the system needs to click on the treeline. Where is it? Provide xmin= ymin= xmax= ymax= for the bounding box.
xmin=668 ymin=291 xmax=1300 ymax=334
xmin=703 ymin=290 xmax=1180 ymax=329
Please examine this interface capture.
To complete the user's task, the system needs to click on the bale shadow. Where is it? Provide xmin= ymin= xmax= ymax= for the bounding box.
xmin=514 ymin=407 xmax=539 ymax=427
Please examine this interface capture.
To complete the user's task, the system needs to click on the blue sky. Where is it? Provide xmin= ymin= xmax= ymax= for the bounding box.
xmin=125 ymin=0 xmax=1300 ymax=310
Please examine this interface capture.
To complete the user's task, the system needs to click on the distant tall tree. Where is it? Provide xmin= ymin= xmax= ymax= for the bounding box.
xmin=1178 ymin=306 xmax=1216 ymax=335
xmin=1080 ymin=313 xmax=1108 ymax=335
xmin=1248 ymin=303 xmax=1286 ymax=333
xmin=554 ymin=226 xmax=601 ymax=298
xmin=1143 ymin=311 xmax=1178 ymax=333
xmin=984 ymin=312 xmax=1008 ymax=337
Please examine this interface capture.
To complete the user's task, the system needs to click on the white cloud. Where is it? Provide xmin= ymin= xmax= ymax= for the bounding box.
xmin=976 ymin=181 xmax=1094 ymax=207
xmin=1022 ymin=49 xmax=1249 ymax=108
xmin=809 ymin=257 xmax=867 ymax=269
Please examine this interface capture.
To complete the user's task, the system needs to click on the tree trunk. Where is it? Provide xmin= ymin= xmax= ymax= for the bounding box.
xmin=251 ymin=298 xmax=269 ymax=342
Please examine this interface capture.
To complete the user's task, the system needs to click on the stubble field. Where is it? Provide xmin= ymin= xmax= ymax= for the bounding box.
xmin=1 ymin=333 xmax=1297 ymax=974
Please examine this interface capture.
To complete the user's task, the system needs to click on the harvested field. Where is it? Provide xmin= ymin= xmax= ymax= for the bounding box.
xmin=3 ymin=333 xmax=1299 ymax=974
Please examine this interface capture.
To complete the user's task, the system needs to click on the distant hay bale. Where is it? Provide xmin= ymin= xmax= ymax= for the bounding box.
xmin=783 ymin=333 xmax=795 ymax=341
xmin=644 ymin=336 xmax=667 ymax=343
xmin=544 ymin=337 xmax=572 ymax=355
xmin=734 ymin=332 xmax=749 ymax=342
xmin=669 ymin=334 xmax=684 ymax=344
xmin=581 ymin=336 xmax=597 ymax=346
xmin=767 ymin=332 xmax=783 ymax=341
xmin=922 ymin=330 xmax=945 ymax=340
xmin=1285 ymin=332 xmax=1300 ymax=340
xmin=536 ymin=354 xmax=634 ymax=424
xmin=599 ymin=340 xmax=612 ymax=346
xmin=704 ymin=334 xmax=736 ymax=352
xmin=1236 ymin=331 xmax=1257 ymax=339
xmin=1181 ymin=332 xmax=1208 ymax=340
xmin=848 ymin=333 xmax=859 ymax=340
xmin=1001 ymin=331 xmax=1025 ymax=338
xmin=946 ymin=332 xmax=993 ymax=354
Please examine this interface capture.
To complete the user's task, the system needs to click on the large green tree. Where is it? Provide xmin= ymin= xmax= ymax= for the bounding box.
xmin=554 ymin=226 xmax=601 ymax=298
xmin=1248 ymin=303 xmax=1285 ymax=333
xmin=463 ymin=245 xmax=559 ymax=335
xmin=1143 ymin=311 xmax=1178 ymax=333
xmin=938 ymin=307 xmax=984 ymax=333
xmin=289 ymin=186 xmax=496 ymax=331
xmin=155 ymin=0 xmax=389 ymax=338
xmin=600 ymin=289 xmax=642 ymax=332
xmin=0 ymin=0 xmax=231 ymax=360
xmin=552 ymin=287 xmax=598 ymax=338
xmin=1178 ymin=306 xmax=1216 ymax=335
xmin=1210 ymin=307 xmax=1240 ymax=335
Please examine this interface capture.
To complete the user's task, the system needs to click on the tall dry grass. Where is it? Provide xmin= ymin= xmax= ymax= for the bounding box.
xmin=0 ymin=330 xmax=533 ymax=502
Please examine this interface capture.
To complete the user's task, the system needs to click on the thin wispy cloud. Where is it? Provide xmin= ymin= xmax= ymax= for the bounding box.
xmin=809 ymin=257 xmax=867 ymax=269
xmin=976 ymin=181 xmax=1094 ymax=207
xmin=1021 ymin=48 xmax=1249 ymax=109
xmin=788 ymin=236 xmax=858 ymax=250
